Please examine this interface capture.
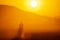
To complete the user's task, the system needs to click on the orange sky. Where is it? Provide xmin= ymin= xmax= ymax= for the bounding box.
xmin=0 ymin=0 xmax=60 ymax=33
xmin=0 ymin=0 xmax=60 ymax=17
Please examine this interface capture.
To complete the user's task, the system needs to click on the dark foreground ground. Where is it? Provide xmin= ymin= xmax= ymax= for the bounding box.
xmin=23 ymin=31 xmax=60 ymax=40
xmin=0 ymin=31 xmax=60 ymax=40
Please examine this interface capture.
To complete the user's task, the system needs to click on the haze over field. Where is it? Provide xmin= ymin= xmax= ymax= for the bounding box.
xmin=0 ymin=5 xmax=60 ymax=33
xmin=0 ymin=0 xmax=60 ymax=39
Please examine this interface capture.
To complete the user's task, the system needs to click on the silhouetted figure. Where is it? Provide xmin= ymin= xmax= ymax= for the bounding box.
xmin=12 ymin=23 xmax=23 ymax=40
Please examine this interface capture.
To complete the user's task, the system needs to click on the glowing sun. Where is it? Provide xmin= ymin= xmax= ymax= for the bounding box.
xmin=30 ymin=0 xmax=38 ymax=7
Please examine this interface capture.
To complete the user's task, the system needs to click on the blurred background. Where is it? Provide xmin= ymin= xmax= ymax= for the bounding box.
xmin=0 ymin=0 xmax=60 ymax=40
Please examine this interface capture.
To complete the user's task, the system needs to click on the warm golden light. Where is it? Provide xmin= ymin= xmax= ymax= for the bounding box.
xmin=0 ymin=0 xmax=59 ymax=34
xmin=25 ymin=0 xmax=43 ymax=12
xmin=30 ymin=0 xmax=38 ymax=7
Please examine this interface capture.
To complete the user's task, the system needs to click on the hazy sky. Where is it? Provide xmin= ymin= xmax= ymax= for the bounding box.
xmin=0 ymin=0 xmax=60 ymax=39
xmin=0 ymin=0 xmax=60 ymax=17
